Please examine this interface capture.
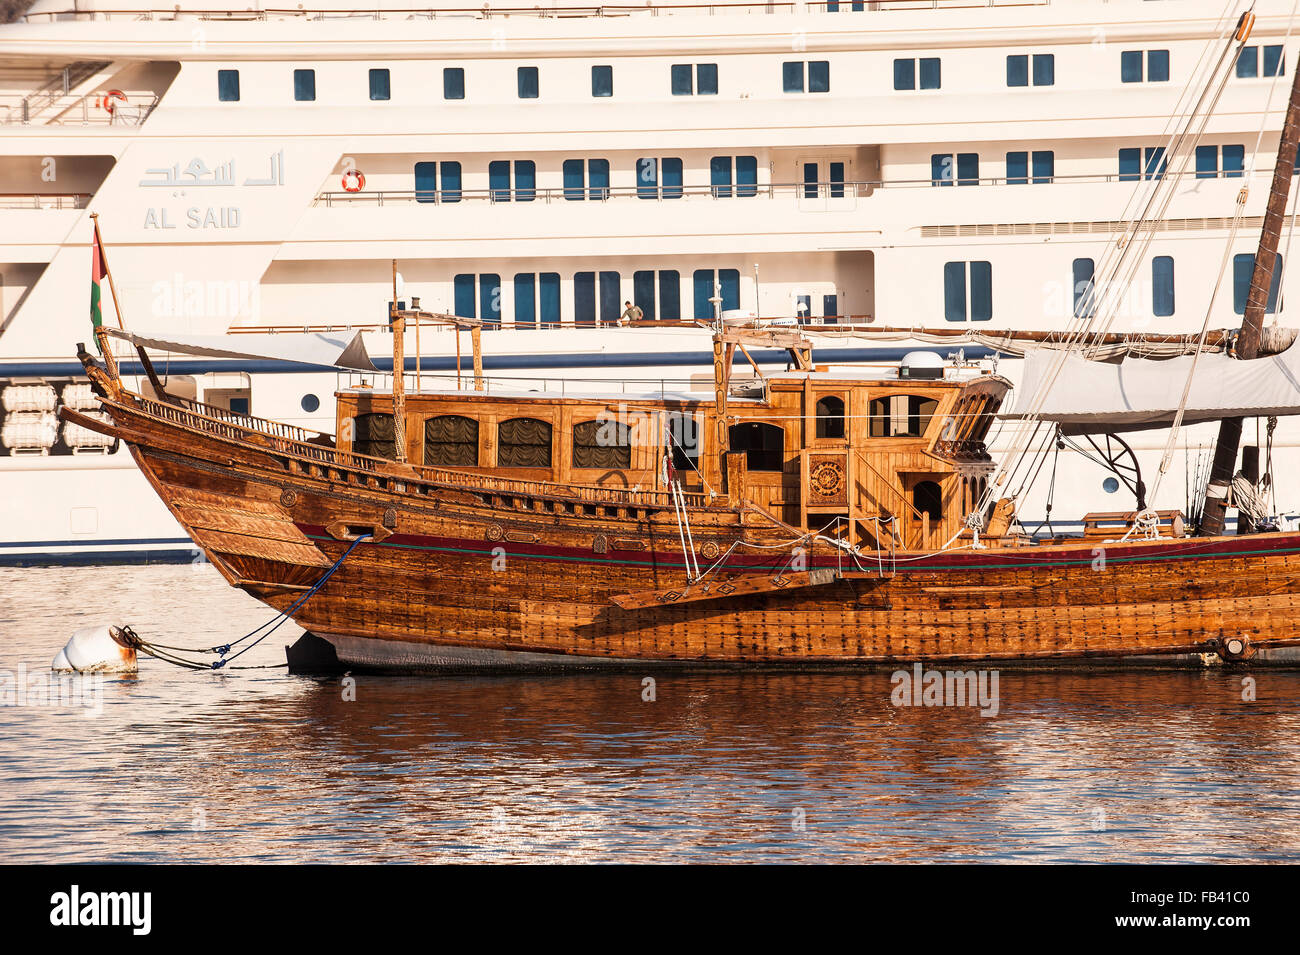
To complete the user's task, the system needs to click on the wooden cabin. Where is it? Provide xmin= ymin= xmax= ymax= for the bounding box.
xmin=334 ymin=348 xmax=1011 ymax=554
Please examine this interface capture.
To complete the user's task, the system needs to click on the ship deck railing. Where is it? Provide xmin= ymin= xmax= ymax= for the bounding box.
xmin=129 ymin=391 xmax=714 ymax=510
xmin=23 ymin=1 xmax=1051 ymax=25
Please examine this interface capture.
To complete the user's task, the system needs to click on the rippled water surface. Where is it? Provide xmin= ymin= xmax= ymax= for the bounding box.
xmin=2 ymin=564 xmax=1299 ymax=863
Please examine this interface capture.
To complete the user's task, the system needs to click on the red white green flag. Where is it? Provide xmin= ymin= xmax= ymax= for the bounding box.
xmin=90 ymin=224 xmax=108 ymax=342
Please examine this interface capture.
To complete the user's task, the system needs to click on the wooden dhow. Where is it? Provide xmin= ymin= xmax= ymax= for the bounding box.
xmin=61 ymin=318 xmax=1300 ymax=671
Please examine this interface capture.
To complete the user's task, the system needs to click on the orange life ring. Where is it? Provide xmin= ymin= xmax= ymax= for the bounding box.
xmin=99 ymin=90 xmax=127 ymax=114
xmin=341 ymin=170 xmax=366 ymax=193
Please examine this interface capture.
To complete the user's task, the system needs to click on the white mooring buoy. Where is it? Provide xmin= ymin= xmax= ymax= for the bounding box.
xmin=52 ymin=625 xmax=138 ymax=674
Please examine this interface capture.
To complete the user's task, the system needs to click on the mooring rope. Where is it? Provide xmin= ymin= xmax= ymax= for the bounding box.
xmin=122 ymin=533 xmax=372 ymax=671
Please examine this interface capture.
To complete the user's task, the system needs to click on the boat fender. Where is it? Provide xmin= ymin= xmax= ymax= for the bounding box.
xmin=1216 ymin=635 xmax=1255 ymax=662
xmin=341 ymin=170 xmax=366 ymax=193
xmin=51 ymin=625 xmax=138 ymax=674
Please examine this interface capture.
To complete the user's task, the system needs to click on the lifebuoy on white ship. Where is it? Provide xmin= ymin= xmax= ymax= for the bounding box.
xmin=98 ymin=89 xmax=127 ymax=114
xmin=341 ymin=170 xmax=366 ymax=193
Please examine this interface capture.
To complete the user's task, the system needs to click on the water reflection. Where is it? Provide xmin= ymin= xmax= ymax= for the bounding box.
xmin=1 ymin=566 xmax=1298 ymax=862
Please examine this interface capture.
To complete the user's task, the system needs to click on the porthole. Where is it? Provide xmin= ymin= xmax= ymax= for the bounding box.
xmin=1102 ymin=477 xmax=1119 ymax=494
xmin=301 ymin=394 xmax=321 ymax=413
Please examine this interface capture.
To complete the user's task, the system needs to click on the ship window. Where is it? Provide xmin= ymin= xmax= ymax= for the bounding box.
xmin=444 ymin=67 xmax=465 ymax=100
xmin=573 ymin=419 xmax=632 ymax=469
xmin=693 ymin=269 xmax=740 ymax=320
xmin=563 ymin=158 xmax=609 ymax=200
xmin=869 ymin=396 xmax=938 ymax=438
xmin=575 ymin=272 xmax=596 ymax=325
xmin=1119 ymin=146 xmax=1167 ymax=182
xmin=592 ymin=65 xmax=613 ymax=97
xmin=514 ymin=272 xmax=561 ymax=326
xmin=1009 ymin=54 xmax=1053 ymax=86
xmin=698 ymin=64 xmax=718 ymax=95
xmin=454 ymin=274 xmax=475 ymax=318
xmin=943 ymin=261 xmax=992 ymax=322
xmin=480 ymin=274 xmax=501 ymax=328
xmin=919 ymin=58 xmax=941 ymax=89
xmin=931 ymin=153 xmax=978 ymax=186
xmin=815 ymin=396 xmax=845 ymax=439
xmin=1264 ymin=45 xmax=1286 ymax=77
xmin=634 ymin=271 xmax=656 ymax=321
xmin=599 ymin=271 xmax=621 ymax=324
xmin=518 ymin=66 xmax=539 ymax=99
xmin=301 ymin=394 xmax=320 ymax=413
xmin=218 ymin=70 xmax=239 ymax=102
xmin=809 ymin=60 xmax=830 ymax=93
xmin=1007 ymin=55 xmax=1028 ymax=87
xmin=1153 ymin=256 xmax=1175 ymax=317
xmin=424 ymin=415 xmax=478 ymax=467
xmin=637 ymin=157 xmax=684 ymax=200
xmin=353 ymin=412 xmax=396 ymax=460
xmin=671 ymin=64 xmax=693 ymax=95
xmin=893 ymin=58 xmax=914 ymax=90
xmin=913 ymin=481 xmax=942 ymax=522
xmin=1072 ymin=258 xmax=1096 ymax=319
xmin=1233 ymin=253 xmax=1283 ymax=315
xmin=1124 ymin=50 xmax=1169 ymax=83
xmin=728 ymin=422 xmax=784 ymax=472
xmin=1033 ymin=54 xmax=1055 ymax=86
xmin=666 ymin=414 xmax=701 ymax=471
xmin=293 ymin=69 xmax=315 ymax=102
xmin=823 ymin=294 xmax=839 ymax=322
xmin=498 ymin=418 xmax=552 ymax=468
xmin=893 ymin=57 xmax=940 ymax=90
xmin=709 ymin=156 xmax=757 ymax=197
xmin=783 ymin=62 xmax=804 ymax=93
xmin=369 ymin=68 xmax=390 ymax=101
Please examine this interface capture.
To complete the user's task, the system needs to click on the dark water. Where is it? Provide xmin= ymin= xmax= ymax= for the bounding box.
xmin=1 ymin=564 xmax=1298 ymax=863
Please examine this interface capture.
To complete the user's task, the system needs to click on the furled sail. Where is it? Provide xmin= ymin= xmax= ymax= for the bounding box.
xmin=104 ymin=327 xmax=377 ymax=372
xmin=1000 ymin=342 xmax=1300 ymax=434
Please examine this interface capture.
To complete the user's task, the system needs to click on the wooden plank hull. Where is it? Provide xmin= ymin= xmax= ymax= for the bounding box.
xmin=108 ymin=403 xmax=1300 ymax=668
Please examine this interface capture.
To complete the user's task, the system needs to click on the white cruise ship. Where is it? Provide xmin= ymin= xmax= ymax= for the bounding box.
xmin=2 ymin=0 xmax=1298 ymax=564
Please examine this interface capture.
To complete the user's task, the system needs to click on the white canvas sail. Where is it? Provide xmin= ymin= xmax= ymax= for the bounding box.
xmin=104 ymin=328 xmax=377 ymax=372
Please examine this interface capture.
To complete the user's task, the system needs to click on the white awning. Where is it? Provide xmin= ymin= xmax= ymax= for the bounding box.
xmin=1001 ymin=342 xmax=1300 ymax=434
xmin=106 ymin=327 xmax=376 ymax=372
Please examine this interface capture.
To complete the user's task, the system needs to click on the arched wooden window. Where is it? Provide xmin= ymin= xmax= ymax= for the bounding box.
xmin=868 ymin=394 xmax=939 ymax=437
xmin=498 ymin=417 xmax=552 ymax=468
xmin=728 ymin=421 xmax=785 ymax=472
xmin=913 ymin=480 xmax=943 ymax=521
xmin=573 ymin=419 xmax=631 ymax=469
xmin=352 ymin=412 xmax=396 ymax=460
xmin=666 ymin=413 xmax=701 ymax=472
xmin=815 ymin=395 xmax=845 ymax=439
xmin=424 ymin=415 xmax=478 ymax=467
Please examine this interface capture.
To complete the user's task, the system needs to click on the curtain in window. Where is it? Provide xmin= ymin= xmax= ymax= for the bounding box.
xmin=354 ymin=413 xmax=396 ymax=460
xmin=498 ymin=418 xmax=552 ymax=468
xmin=424 ymin=415 xmax=478 ymax=466
xmin=572 ymin=420 xmax=631 ymax=469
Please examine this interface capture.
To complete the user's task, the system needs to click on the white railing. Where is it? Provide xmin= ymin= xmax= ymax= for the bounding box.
xmin=0 ymin=91 xmax=161 ymax=127
xmin=0 ymin=193 xmax=92 ymax=210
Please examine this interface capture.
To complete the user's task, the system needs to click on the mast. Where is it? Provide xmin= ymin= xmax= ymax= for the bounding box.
xmin=1199 ymin=58 xmax=1300 ymax=535
xmin=390 ymin=260 xmax=408 ymax=464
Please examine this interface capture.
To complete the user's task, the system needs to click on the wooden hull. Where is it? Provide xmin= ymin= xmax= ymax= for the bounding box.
xmin=98 ymin=396 xmax=1300 ymax=669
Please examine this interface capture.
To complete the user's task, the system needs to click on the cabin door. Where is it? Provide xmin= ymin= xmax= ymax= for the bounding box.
xmin=902 ymin=473 xmax=947 ymax=550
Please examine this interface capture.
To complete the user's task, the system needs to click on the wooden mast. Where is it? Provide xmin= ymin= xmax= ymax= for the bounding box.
xmin=1199 ymin=57 xmax=1300 ymax=535
xmin=390 ymin=260 xmax=408 ymax=464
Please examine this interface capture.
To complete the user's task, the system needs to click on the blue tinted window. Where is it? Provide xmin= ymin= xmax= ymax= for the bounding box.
xmin=829 ymin=161 xmax=844 ymax=198
xmin=441 ymin=162 xmax=461 ymax=202
xmin=711 ymin=156 xmax=733 ymax=198
xmin=737 ymin=155 xmax=757 ymax=196
xmin=795 ymin=294 xmax=811 ymax=322
xmin=809 ymin=60 xmax=830 ymax=92
xmin=1119 ymin=147 xmax=1142 ymax=181
xmin=969 ymin=261 xmax=992 ymax=322
xmin=414 ymin=161 xmax=437 ymax=203
xmin=592 ymin=65 xmax=612 ymax=97
xmin=1152 ymin=256 xmax=1175 ymax=317
xmin=1145 ymin=146 xmax=1166 ymax=180
xmin=957 ymin=153 xmax=979 ymax=185
xmin=1033 ymin=54 xmax=1055 ymax=86
xmin=919 ymin=58 xmax=941 ymax=89
xmin=783 ymin=61 xmax=804 ymax=93
xmin=931 ymin=154 xmax=952 ymax=186
xmin=480 ymin=274 xmax=501 ymax=327
xmin=1233 ymin=253 xmax=1283 ymax=313
xmin=636 ymin=158 xmax=658 ymax=199
xmin=588 ymin=159 xmax=609 ymax=200
xmin=671 ymin=63 xmax=693 ymax=95
xmin=1032 ymin=150 xmax=1054 ymax=183
xmin=574 ymin=272 xmax=596 ymax=325
xmin=1148 ymin=49 xmax=1169 ymax=82
xmin=693 ymin=270 xmax=714 ymax=320
xmin=540 ymin=273 xmax=561 ymax=326
xmin=1006 ymin=151 xmax=1028 ymax=185
xmin=1072 ymin=258 xmax=1096 ymax=319
xmin=1195 ymin=144 xmax=1218 ymax=179
xmin=803 ymin=162 xmax=818 ymax=199
xmin=489 ymin=161 xmax=510 ymax=202
xmin=663 ymin=157 xmax=683 ymax=198
xmin=514 ymin=273 xmax=536 ymax=326
xmin=1237 ymin=47 xmax=1258 ymax=78
xmin=1222 ymin=144 xmax=1244 ymax=178
xmin=454 ymin=274 xmax=476 ymax=318
xmin=563 ymin=159 xmax=585 ymax=200
xmin=943 ymin=262 xmax=966 ymax=322
xmin=893 ymin=58 xmax=915 ymax=90
xmin=823 ymin=295 xmax=839 ymax=322
xmin=1006 ymin=55 xmax=1028 ymax=87
xmin=720 ymin=269 xmax=740 ymax=311
xmin=443 ymin=68 xmax=464 ymax=100
xmin=293 ymin=69 xmax=315 ymax=102
xmin=515 ymin=160 xmax=535 ymax=201
xmin=369 ymin=68 xmax=390 ymax=101
xmin=599 ymin=271 xmax=620 ymax=324
xmin=697 ymin=63 xmax=718 ymax=95
xmin=634 ymin=270 xmax=656 ymax=321
xmin=1265 ymin=45 xmax=1285 ymax=77
xmin=518 ymin=66 xmax=538 ymax=99
xmin=218 ymin=69 xmax=239 ymax=102
xmin=659 ymin=271 xmax=681 ymax=320
xmin=1121 ymin=50 xmax=1143 ymax=83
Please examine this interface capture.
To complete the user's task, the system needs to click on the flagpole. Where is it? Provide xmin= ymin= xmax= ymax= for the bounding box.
xmin=89 ymin=213 xmax=124 ymax=330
